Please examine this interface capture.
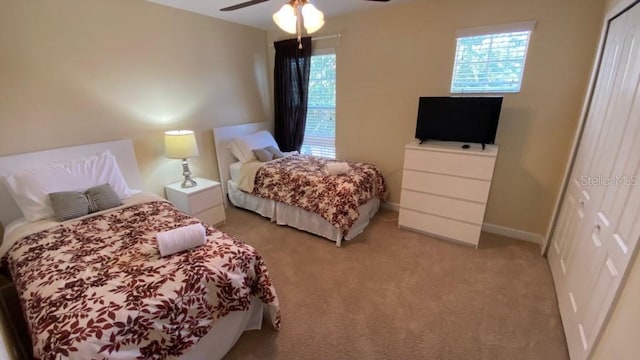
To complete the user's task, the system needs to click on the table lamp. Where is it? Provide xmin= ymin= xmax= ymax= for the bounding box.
xmin=164 ymin=130 xmax=199 ymax=188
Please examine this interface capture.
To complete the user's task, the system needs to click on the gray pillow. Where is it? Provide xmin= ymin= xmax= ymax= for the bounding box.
xmin=49 ymin=183 xmax=122 ymax=222
xmin=266 ymin=145 xmax=285 ymax=159
xmin=253 ymin=148 xmax=274 ymax=162
xmin=49 ymin=191 xmax=90 ymax=221
xmin=85 ymin=183 xmax=122 ymax=211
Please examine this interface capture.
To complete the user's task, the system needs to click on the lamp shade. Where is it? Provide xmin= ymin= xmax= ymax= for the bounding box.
xmin=273 ymin=4 xmax=297 ymax=34
xmin=164 ymin=130 xmax=199 ymax=159
xmin=301 ymin=3 xmax=324 ymax=34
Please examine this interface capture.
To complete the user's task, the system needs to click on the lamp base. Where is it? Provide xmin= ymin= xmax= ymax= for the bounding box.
xmin=181 ymin=178 xmax=197 ymax=188
xmin=180 ymin=158 xmax=197 ymax=188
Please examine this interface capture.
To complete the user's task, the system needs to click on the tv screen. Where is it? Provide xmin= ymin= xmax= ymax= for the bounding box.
xmin=415 ymin=96 xmax=503 ymax=145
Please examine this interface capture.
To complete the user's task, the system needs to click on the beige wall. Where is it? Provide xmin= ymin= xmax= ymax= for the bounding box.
xmin=0 ymin=0 xmax=270 ymax=199
xmin=268 ymin=0 xmax=603 ymax=237
xmin=592 ymin=0 xmax=638 ymax=358
xmin=605 ymin=0 xmax=626 ymax=13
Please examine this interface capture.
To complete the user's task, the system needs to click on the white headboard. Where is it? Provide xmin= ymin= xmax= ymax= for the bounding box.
xmin=212 ymin=122 xmax=271 ymax=206
xmin=0 ymin=139 xmax=143 ymax=228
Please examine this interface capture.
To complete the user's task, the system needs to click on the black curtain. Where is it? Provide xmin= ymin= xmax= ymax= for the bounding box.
xmin=273 ymin=37 xmax=312 ymax=152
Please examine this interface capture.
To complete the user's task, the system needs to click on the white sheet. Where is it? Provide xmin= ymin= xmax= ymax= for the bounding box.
xmin=236 ymin=160 xmax=264 ymax=193
xmin=229 ymin=161 xmax=242 ymax=182
xmin=227 ymin=180 xmax=379 ymax=246
xmin=2 ymin=217 xmax=29 ymax=240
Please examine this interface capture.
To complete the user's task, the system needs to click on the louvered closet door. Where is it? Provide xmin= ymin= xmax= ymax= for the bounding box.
xmin=548 ymin=3 xmax=640 ymax=360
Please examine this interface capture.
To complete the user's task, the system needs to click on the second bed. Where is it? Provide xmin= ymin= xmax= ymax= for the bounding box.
xmin=213 ymin=122 xmax=387 ymax=247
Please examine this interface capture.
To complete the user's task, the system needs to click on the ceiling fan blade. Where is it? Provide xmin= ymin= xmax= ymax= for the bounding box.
xmin=220 ymin=0 xmax=269 ymax=12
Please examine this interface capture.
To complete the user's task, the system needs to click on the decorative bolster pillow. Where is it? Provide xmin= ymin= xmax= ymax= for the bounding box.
xmin=157 ymin=223 xmax=207 ymax=257
xmin=325 ymin=162 xmax=350 ymax=175
xmin=49 ymin=183 xmax=122 ymax=222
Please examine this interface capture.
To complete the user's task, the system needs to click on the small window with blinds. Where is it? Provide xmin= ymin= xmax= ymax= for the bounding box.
xmin=301 ymin=52 xmax=336 ymax=159
xmin=451 ymin=21 xmax=536 ymax=93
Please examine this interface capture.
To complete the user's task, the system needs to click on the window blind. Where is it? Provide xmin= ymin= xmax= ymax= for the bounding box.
xmin=451 ymin=22 xmax=535 ymax=93
xmin=301 ymin=53 xmax=336 ymax=158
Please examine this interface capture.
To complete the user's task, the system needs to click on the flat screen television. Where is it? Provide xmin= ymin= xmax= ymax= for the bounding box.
xmin=415 ymin=96 xmax=503 ymax=148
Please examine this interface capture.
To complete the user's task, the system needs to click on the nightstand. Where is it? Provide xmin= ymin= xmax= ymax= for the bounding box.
xmin=164 ymin=177 xmax=226 ymax=226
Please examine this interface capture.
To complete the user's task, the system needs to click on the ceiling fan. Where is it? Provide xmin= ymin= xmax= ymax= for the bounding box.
xmin=220 ymin=0 xmax=390 ymax=12
xmin=221 ymin=0 xmax=390 ymax=48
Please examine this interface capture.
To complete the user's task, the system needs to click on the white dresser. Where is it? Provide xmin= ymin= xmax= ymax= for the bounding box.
xmin=398 ymin=140 xmax=498 ymax=247
xmin=165 ymin=177 xmax=226 ymax=226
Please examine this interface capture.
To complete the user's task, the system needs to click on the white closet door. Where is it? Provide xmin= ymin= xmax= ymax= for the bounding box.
xmin=548 ymin=3 xmax=640 ymax=359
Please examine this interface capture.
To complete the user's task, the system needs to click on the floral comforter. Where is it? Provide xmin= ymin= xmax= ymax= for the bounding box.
xmin=5 ymin=200 xmax=280 ymax=360
xmin=251 ymin=155 xmax=387 ymax=235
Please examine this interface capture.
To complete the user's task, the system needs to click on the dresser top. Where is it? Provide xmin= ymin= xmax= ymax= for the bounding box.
xmin=406 ymin=139 xmax=498 ymax=157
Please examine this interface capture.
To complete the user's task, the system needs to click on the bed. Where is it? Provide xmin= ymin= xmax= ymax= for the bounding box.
xmin=0 ymin=140 xmax=280 ymax=360
xmin=213 ymin=122 xmax=386 ymax=247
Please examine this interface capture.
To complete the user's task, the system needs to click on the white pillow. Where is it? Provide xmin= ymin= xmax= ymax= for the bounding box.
xmin=67 ymin=151 xmax=133 ymax=199
xmin=228 ymin=138 xmax=255 ymax=163
xmin=5 ymin=151 xmax=134 ymax=222
xmin=228 ymin=131 xmax=280 ymax=163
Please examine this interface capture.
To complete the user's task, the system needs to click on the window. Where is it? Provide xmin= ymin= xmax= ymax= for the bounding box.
xmin=301 ymin=51 xmax=336 ymax=158
xmin=451 ymin=21 xmax=535 ymax=93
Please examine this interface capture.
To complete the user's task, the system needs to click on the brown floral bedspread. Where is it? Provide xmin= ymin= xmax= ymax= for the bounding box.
xmin=6 ymin=200 xmax=280 ymax=360
xmin=252 ymin=155 xmax=387 ymax=235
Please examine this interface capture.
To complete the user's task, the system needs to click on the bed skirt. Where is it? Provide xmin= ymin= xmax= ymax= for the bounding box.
xmin=227 ymin=180 xmax=380 ymax=246
xmin=179 ymin=296 xmax=265 ymax=360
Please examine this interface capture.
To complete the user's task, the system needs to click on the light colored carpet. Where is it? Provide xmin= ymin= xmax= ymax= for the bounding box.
xmin=218 ymin=207 xmax=569 ymax=360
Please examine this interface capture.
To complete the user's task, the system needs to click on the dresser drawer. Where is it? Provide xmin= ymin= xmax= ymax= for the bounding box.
xmin=402 ymin=170 xmax=491 ymax=203
xmin=398 ymin=208 xmax=481 ymax=247
xmin=400 ymin=189 xmax=486 ymax=224
xmin=188 ymin=186 xmax=223 ymax=214
xmin=404 ymin=149 xmax=496 ymax=180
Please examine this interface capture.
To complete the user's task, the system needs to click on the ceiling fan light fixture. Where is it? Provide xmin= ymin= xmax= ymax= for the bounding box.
xmin=301 ymin=3 xmax=324 ymax=34
xmin=273 ymin=0 xmax=325 ymax=36
xmin=273 ymin=3 xmax=297 ymax=34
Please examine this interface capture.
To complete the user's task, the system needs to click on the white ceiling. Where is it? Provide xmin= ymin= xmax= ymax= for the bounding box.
xmin=147 ymin=0 xmax=412 ymax=30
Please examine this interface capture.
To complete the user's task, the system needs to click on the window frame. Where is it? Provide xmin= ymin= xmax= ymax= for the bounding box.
xmin=451 ymin=21 xmax=536 ymax=94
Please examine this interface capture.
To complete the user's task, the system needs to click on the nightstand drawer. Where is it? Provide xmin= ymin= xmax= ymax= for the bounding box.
xmin=165 ymin=178 xmax=225 ymax=223
xmin=196 ymin=204 xmax=225 ymax=226
xmin=189 ymin=187 xmax=223 ymax=214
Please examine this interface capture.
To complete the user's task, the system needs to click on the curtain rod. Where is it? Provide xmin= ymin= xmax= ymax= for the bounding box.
xmin=311 ymin=33 xmax=341 ymax=41
xmin=267 ymin=33 xmax=342 ymax=47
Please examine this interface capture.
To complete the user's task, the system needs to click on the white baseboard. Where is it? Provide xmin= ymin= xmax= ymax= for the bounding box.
xmin=383 ymin=204 xmax=543 ymax=246
xmin=381 ymin=202 xmax=400 ymax=212
xmin=482 ymin=223 xmax=544 ymax=246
